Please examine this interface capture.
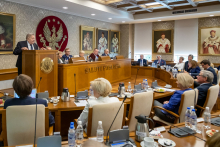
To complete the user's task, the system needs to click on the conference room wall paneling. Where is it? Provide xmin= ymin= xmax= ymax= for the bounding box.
xmin=0 ymin=0 xmax=120 ymax=70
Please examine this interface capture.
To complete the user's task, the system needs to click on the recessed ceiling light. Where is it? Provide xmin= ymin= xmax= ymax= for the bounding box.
xmin=158 ymin=20 xmax=161 ymax=21
xmin=91 ymin=14 xmax=95 ymax=16
xmin=63 ymin=7 xmax=68 ymax=9
xmin=145 ymin=2 xmax=160 ymax=6
xmin=209 ymin=15 xmax=214 ymax=17
xmin=108 ymin=18 xmax=112 ymax=20
xmin=122 ymin=21 xmax=125 ymax=23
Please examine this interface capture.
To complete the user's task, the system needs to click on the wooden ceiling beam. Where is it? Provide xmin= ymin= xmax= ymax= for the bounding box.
xmin=187 ymin=0 xmax=198 ymax=7
xmin=154 ymin=0 xmax=173 ymax=9
xmin=127 ymin=7 xmax=142 ymax=11
xmin=168 ymin=0 xmax=187 ymax=5
xmin=136 ymin=0 xmax=156 ymax=5
xmin=117 ymin=3 xmax=133 ymax=8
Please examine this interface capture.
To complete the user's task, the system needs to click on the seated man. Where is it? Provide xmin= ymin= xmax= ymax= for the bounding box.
xmin=200 ymin=60 xmax=217 ymax=85
xmin=78 ymin=78 xmax=119 ymax=127
xmin=153 ymin=55 xmax=166 ymax=66
xmin=184 ymin=54 xmax=194 ymax=72
xmin=57 ymin=51 xmax=64 ymax=64
xmin=196 ymin=70 xmax=213 ymax=115
xmin=4 ymin=74 xmax=55 ymax=126
xmin=89 ymin=48 xmax=99 ymax=61
xmin=62 ymin=48 xmax=73 ymax=60
xmin=102 ymin=49 xmax=109 ymax=56
xmin=137 ymin=54 xmax=147 ymax=66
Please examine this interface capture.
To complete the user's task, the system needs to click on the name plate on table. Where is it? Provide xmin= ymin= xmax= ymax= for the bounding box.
xmin=85 ymin=64 xmax=121 ymax=74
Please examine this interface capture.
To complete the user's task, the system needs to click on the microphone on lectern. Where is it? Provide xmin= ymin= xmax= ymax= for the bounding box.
xmin=34 ymin=77 xmax=42 ymax=146
xmin=105 ymin=95 xmax=127 ymax=145
xmin=134 ymin=68 xmax=139 ymax=89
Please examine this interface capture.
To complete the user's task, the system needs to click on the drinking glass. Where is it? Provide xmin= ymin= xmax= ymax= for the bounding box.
xmin=53 ymin=97 xmax=58 ymax=106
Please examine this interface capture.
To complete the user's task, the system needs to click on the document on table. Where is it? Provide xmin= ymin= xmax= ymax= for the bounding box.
xmin=165 ymin=89 xmax=176 ymax=92
xmin=74 ymin=100 xmax=87 ymax=106
xmin=16 ymin=145 xmax=33 ymax=147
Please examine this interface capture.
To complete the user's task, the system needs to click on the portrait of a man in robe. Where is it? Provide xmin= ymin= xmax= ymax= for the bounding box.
xmin=97 ymin=29 xmax=109 ymax=54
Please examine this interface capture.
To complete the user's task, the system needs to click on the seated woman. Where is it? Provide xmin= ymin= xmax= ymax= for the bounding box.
xmin=174 ymin=56 xmax=185 ymax=70
xmin=4 ymin=74 xmax=55 ymax=126
xmin=185 ymin=60 xmax=201 ymax=78
xmin=154 ymin=73 xmax=194 ymax=123
xmin=78 ymin=78 xmax=119 ymax=127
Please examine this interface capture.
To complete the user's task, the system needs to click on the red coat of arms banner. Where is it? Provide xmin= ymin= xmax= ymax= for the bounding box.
xmin=36 ymin=16 xmax=68 ymax=52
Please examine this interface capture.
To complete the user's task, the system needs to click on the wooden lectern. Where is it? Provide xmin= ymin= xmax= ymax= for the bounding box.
xmin=22 ymin=50 xmax=58 ymax=97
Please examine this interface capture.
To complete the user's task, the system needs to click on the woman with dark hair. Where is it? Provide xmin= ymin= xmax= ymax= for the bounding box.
xmin=184 ymin=60 xmax=201 ymax=78
xmin=4 ymin=74 xmax=55 ymax=126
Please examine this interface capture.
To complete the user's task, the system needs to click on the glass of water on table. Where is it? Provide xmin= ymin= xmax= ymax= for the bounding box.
xmin=53 ymin=97 xmax=58 ymax=106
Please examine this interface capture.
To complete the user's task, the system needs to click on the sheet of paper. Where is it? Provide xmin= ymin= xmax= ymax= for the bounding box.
xmin=154 ymin=127 xmax=166 ymax=132
xmin=197 ymin=118 xmax=204 ymax=123
xmin=70 ymin=95 xmax=74 ymax=97
xmin=89 ymin=137 xmax=97 ymax=141
xmin=165 ymin=89 xmax=176 ymax=92
xmin=74 ymin=100 xmax=87 ymax=107
xmin=16 ymin=145 xmax=33 ymax=147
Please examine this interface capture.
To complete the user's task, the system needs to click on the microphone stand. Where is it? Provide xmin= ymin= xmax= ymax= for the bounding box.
xmin=134 ymin=68 xmax=139 ymax=90
xmin=74 ymin=73 xmax=79 ymax=103
xmin=34 ymin=77 xmax=42 ymax=147
xmin=105 ymin=96 xmax=127 ymax=145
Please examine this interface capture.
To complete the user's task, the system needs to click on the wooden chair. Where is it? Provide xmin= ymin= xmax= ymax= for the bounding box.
xmin=152 ymin=89 xmax=198 ymax=126
xmin=196 ymin=85 xmax=219 ymax=117
xmin=1 ymin=105 xmax=53 ymax=146
xmin=126 ymin=92 xmax=154 ymax=132
xmin=74 ymin=102 xmax=127 ymax=138
xmin=115 ymin=55 xmax=124 ymax=59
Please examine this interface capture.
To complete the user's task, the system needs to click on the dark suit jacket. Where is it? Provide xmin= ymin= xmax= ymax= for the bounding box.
xmin=58 ymin=57 xmax=65 ymax=64
xmin=184 ymin=61 xmax=189 ymax=72
xmin=137 ymin=59 xmax=147 ymax=65
xmin=196 ymin=83 xmax=213 ymax=107
xmin=207 ymin=67 xmax=217 ymax=85
xmin=13 ymin=41 xmax=38 ymax=70
xmin=101 ymin=53 xmax=109 ymax=56
xmin=89 ymin=53 xmax=99 ymax=61
xmin=189 ymin=66 xmax=201 ymax=77
xmin=4 ymin=96 xmax=55 ymax=126
xmin=153 ymin=59 xmax=166 ymax=66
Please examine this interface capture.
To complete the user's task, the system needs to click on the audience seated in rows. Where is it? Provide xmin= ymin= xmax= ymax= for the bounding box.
xmin=174 ymin=56 xmax=185 ymax=71
xmin=77 ymin=78 xmax=119 ymax=128
xmin=4 ymin=74 xmax=55 ymax=126
xmin=154 ymin=73 xmax=194 ymax=123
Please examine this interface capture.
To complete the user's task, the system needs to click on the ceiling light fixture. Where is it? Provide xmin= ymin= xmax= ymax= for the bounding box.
xmin=158 ymin=20 xmax=161 ymax=21
xmin=91 ymin=14 xmax=96 ymax=16
xmin=63 ymin=7 xmax=68 ymax=9
xmin=145 ymin=2 xmax=160 ymax=6
xmin=108 ymin=18 xmax=112 ymax=20
xmin=209 ymin=15 xmax=214 ymax=17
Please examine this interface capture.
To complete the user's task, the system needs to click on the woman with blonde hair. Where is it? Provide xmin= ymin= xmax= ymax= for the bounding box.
xmin=78 ymin=78 xmax=119 ymax=127
xmin=154 ymin=73 xmax=194 ymax=123
xmin=205 ymin=132 xmax=220 ymax=147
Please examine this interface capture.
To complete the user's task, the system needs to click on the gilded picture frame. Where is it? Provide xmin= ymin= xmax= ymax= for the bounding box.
xmin=152 ymin=29 xmax=173 ymax=55
xmin=96 ymin=28 xmax=109 ymax=54
xmin=0 ymin=12 xmax=16 ymax=54
xmin=109 ymin=30 xmax=120 ymax=54
xmin=198 ymin=27 xmax=220 ymax=56
xmin=80 ymin=25 xmax=95 ymax=53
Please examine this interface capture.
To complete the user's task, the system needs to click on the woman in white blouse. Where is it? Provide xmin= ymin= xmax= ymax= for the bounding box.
xmin=77 ymin=78 xmax=119 ymax=127
xmin=174 ymin=56 xmax=185 ymax=70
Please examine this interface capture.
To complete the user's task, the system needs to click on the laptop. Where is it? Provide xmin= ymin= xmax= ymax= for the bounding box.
xmin=14 ymin=88 xmax=37 ymax=98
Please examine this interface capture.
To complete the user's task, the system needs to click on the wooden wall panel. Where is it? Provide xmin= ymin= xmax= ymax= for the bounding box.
xmin=0 ymin=68 xmax=18 ymax=81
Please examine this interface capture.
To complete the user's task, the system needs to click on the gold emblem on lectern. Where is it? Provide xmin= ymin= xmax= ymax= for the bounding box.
xmin=40 ymin=57 xmax=54 ymax=74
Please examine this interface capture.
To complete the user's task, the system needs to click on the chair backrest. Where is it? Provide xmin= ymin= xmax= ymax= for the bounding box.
xmin=87 ymin=102 xmax=124 ymax=137
xmin=202 ymin=85 xmax=219 ymax=116
xmin=6 ymin=105 xmax=46 ymax=146
xmin=128 ymin=91 xmax=154 ymax=132
xmin=178 ymin=89 xmax=198 ymax=123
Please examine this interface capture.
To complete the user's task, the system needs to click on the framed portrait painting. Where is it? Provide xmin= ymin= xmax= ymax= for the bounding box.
xmin=96 ymin=28 xmax=109 ymax=54
xmin=199 ymin=27 xmax=220 ymax=56
xmin=0 ymin=12 xmax=16 ymax=54
xmin=110 ymin=30 xmax=120 ymax=53
xmin=152 ymin=29 xmax=173 ymax=54
xmin=80 ymin=25 xmax=95 ymax=53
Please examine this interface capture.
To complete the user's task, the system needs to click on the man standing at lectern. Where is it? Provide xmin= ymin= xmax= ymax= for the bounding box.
xmin=13 ymin=34 xmax=39 ymax=75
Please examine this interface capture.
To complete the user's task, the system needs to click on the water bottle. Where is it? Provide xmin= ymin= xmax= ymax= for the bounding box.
xmin=68 ymin=125 xmax=75 ymax=147
xmin=190 ymin=106 xmax=194 ymax=113
xmin=128 ymin=82 xmax=131 ymax=93
xmin=203 ymin=107 xmax=211 ymax=129
xmin=96 ymin=121 xmax=104 ymax=142
xmin=185 ymin=107 xmax=191 ymax=128
xmin=145 ymin=79 xmax=148 ymax=91
xmin=76 ymin=121 xmax=83 ymax=147
xmin=141 ymin=79 xmax=145 ymax=90
xmin=190 ymin=109 xmax=197 ymax=131
xmin=69 ymin=122 xmax=74 ymax=130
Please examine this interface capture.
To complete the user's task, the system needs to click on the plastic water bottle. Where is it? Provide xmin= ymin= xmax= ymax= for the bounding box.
xmin=69 ymin=122 xmax=74 ymax=130
xmin=190 ymin=109 xmax=197 ymax=131
xmin=128 ymin=82 xmax=131 ymax=93
xmin=145 ymin=79 xmax=148 ymax=91
xmin=68 ymin=125 xmax=75 ymax=147
xmin=203 ymin=107 xmax=211 ymax=129
xmin=185 ymin=107 xmax=191 ymax=128
xmin=96 ymin=121 xmax=104 ymax=142
xmin=76 ymin=121 xmax=83 ymax=147
xmin=190 ymin=106 xmax=194 ymax=113
xmin=142 ymin=79 xmax=145 ymax=90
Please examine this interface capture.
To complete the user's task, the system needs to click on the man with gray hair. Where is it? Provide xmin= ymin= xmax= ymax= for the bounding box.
xmin=137 ymin=54 xmax=147 ymax=66
xmin=196 ymin=70 xmax=213 ymax=115
xmin=153 ymin=55 xmax=166 ymax=66
xmin=13 ymin=33 xmax=42 ymax=75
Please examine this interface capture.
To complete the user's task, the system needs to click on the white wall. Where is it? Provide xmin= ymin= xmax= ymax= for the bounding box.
xmin=134 ymin=23 xmax=152 ymax=55
xmin=174 ymin=18 xmax=198 ymax=56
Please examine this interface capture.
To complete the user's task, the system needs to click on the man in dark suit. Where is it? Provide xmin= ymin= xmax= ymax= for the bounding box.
xmin=4 ymin=74 xmax=55 ymax=126
xmin=184 ymin=54 xmax=193 ymax=72
xmin=102 ymin=49 xmax=109 ymax=56
xmin=62 ymin=48 xmax=73 ymax=60
xmin=200 ymin=59 xmax=217 ymax=85
xmin=137 ymin=54 xmax=147 ymax=66
xmin=13 ymin=34 xmax=39 ymax=75
xmin=153 ymin=55 xmax=166 ymax=66
xmin=196 ymin=70 xmax=213 ymax=115
xmin=89 ymin=48 xmax=99 ymax=61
